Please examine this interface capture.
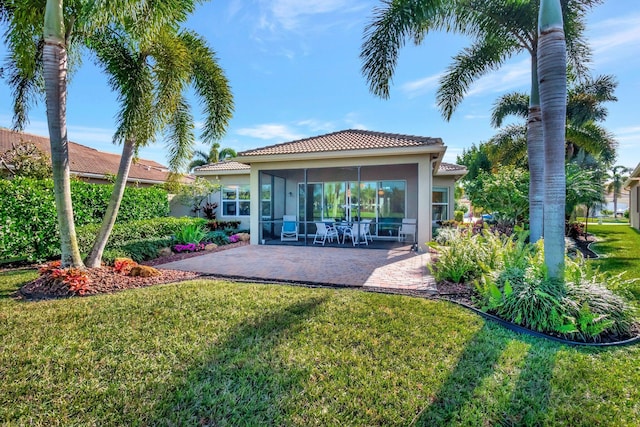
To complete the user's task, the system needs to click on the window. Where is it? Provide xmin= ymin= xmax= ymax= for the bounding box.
xmin=222 ymin=185 xmax=250 ymax=217
xmin=261 ymin=183 xmax=271 ymax=219
xmin=432 ymin=188 xmax=449 ymax=221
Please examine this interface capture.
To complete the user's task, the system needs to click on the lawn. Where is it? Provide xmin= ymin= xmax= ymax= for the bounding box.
xmin=588 ymin=224 xmax=640 ymax=299
xmin=1 ymin=267 xmax=639 ymax=426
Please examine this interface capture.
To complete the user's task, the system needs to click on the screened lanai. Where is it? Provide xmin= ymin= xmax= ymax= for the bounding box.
xmin=257 ymin=164 xmax=419 ymax=247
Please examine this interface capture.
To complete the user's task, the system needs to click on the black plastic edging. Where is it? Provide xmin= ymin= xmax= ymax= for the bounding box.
xmin=441 ymin=298 xmax=640 ymax=347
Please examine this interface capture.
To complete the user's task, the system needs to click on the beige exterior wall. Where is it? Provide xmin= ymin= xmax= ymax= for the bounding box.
xmin=198 ymin=173 xmax=251 ymax=229
xmin=630 ymin=182 xmax=639 ymax=231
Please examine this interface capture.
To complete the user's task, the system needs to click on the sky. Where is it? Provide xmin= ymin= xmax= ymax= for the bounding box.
xmin=0 ymin=1 xmax=638 ymax=171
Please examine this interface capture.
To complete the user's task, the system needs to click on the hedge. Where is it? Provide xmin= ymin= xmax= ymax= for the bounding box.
xmin=0 ymin=178 xmax=170 ymax=261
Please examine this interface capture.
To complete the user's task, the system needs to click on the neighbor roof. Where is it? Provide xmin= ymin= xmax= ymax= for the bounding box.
xmin=195 ymin=160 xmax=250 ymax=172
xmin=437 ymin=162 xmax=467 ymax=174
xmin=0 ymin=128 xmax=189 ymax=184
xmin=237 ymin=129 xmax=443 ymax=157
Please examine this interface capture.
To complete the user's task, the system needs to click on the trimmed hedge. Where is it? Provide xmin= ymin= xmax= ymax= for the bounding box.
xmin=77 ymin=217 xmax=207 ymax=255
xmin=102 ymin=237 xmax=173 ymax=264
xmin=0 ymin=178 xmax=170 ymax=261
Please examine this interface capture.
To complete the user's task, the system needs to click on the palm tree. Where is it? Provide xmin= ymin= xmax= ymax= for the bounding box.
xmin=2 ymin=0 xmax=200 ymax=267
xmin=361 ymin=0 xmax=599 ymax=243
xmin=188 ymin=142 xmax=237 ymax=171
xmin=606 ymin=165 xmax=632 ymax=217
xmin=83 ymin=26 xmax=233 ymax=267
xmin=489 ymin=75 xmax=618 ymax=166
xmin=538 ymin=0 xmax=567 ymax=279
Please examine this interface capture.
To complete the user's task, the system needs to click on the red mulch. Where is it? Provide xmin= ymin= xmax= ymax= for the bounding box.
xmin=18 ymin=241 xmax=249 ymax=300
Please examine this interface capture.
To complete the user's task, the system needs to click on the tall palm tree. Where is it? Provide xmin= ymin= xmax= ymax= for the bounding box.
xmin=361 ymin=0 xmax=599 ymax=243
xmin=606 ymin=165 xmax=632 ymax=217
xmin=538 ymin=0 xmax=567 ymax=279
xmin=83 ymin=27 xmax=233 ymax=267
xmin=489 ymin=75 xmax=618 ymax=166
xmin=2 ymin=0 xmax=201 ymax=267
xmin=188 ymin=142 xmax=237 ymax=171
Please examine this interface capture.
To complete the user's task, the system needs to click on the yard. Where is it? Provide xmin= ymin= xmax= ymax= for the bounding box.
xmin=1 ymin=224 xmax=639 ymax=426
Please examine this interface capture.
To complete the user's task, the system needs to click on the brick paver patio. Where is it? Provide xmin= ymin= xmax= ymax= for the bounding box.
xmin=156 ymin=245 xmax=436 ymax=293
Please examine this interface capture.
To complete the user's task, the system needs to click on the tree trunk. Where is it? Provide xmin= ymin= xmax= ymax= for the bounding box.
xmin=44 ymin=0 xmax=84 ymax=268
xmin=85 ymin=139 xmax=136 ymax=267
xmin=538 ymin=0 xmax=567 ymax=280
xmin=527 ymin=57 xmax=544 ymax=243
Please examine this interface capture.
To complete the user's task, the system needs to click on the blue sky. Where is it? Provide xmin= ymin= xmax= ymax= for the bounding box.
xmin=1 ymin=1 xmax=638 ymax=170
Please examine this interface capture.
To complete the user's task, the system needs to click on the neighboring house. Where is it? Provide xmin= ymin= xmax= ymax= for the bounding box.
xmin=0 ymin=128 xmax=190 ymax=186
xmin=195 ymin=130 xmax=467 ymax=249
xmin=626 ymin=163 xmax=640 ymax=231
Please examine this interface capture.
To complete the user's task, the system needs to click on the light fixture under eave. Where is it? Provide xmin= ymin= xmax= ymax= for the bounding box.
xmin=378 ymin=188 xmax=385 ymax=196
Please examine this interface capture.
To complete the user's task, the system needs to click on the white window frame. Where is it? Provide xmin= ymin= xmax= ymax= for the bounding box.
xmin=221 ymin=184 xmax=250 ymax=217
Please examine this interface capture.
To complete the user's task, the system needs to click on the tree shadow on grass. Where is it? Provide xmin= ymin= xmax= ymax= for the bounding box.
xmin=413 ymin=324 xmax=557 ymax=426
xmin=0 ymin=270 xmax=34 ymax=300
xmin=149 ymin=295 xmax=328 ymax=426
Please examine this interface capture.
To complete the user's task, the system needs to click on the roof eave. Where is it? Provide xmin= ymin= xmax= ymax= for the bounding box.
xmin=236 ymin=145 xmax=446 ymax=164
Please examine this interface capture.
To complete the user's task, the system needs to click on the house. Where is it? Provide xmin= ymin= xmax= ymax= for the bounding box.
xmin=0 ymin=128 xmax=189 ymax=186
xmin=195 ymin=130 xmax=466 ymax=249
xmin=626 ymin=163 xmax=640 ymax=231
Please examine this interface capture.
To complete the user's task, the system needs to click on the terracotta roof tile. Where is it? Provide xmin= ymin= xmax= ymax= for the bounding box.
xmin=195 ymin=160 xmax=250 ymax=172
xmin=0 ymin=128 xmax=185 ymax=183
xmin=438 ymin=162 xmax=467 ymax=173
xmin=238 ymin=129 xmax=443 ymax=157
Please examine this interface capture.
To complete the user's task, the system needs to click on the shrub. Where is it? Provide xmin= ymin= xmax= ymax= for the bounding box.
xmin=77 ymin=217 xmax=206 ymax=254
xmin=0 ymin=177 xmax=170 ymax=262
xmin=173 ymin=223 xmax=208 ymax=245
xmin=206 ymin=220 xmax=241 ymax=231
xmin=113 ymin=258 xmax=138 ymax=274
xmin=128 ymin=265 xmax=161 ymax=277
xmin=206 ymin=231 xmax=229 ymax=246
xmin=38 ymin=264 xmax=91 ymax=296
xmin=118 ymin=238 xmax=172 ymax=262
xmin=454 ymin=210 xmax=464 ymax=222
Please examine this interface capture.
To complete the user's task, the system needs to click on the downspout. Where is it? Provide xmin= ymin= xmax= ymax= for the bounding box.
xmin=429 ymin=156 xmax=439 ymax=245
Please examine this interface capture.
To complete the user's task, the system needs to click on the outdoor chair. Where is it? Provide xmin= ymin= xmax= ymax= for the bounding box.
xmin=343 ymin=221 xmax=370 ymax=246
xmin=280 ymin=215 xmax=299 ymax=241
xmin=313 ymin=222 xmax=339 ymax=245
xmin=398 ymin=218 xmax=416 ymax=242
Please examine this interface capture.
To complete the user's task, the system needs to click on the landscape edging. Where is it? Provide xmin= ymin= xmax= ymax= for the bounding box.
xmin=441 ymin=297 xmax=640 ymax=347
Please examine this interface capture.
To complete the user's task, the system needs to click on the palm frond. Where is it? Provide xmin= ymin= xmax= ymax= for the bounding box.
xmin=565 ymin=121 xmax=617 ymax=165
xmin=181 ymin=31 xmax=233 ymax=142
xmin=491 ymin=92 xmax=529 ymax=127
xmin=437 ymin=34 xmax=519 ymax=120
xmin=360 ymin=0 xmax=450 ymax=99
xmin=487 ymin=124 xmax=527 ymax=167
xmin=165 ymin=95 xmax=195 ymax=172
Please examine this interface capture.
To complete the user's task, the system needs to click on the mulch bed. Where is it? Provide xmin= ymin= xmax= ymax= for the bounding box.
xmin=18 ymin=241 xmax=249 ymax=300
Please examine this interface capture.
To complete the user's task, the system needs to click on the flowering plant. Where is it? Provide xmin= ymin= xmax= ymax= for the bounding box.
xmin=173 ymin=243 xmax=205 ymax=253
xmin=38 ymin=260 xmax=62 ymax=275
xmin=49 ymin=267 xmax=91 ymax=295
xmin=229 ymin=234 xmax=240 ymax=243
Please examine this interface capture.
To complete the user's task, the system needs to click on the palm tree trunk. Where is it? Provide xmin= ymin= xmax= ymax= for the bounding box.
xmin=538 ymin=0 xmax=567 ymax=280
xmin=44 ymin=0 xmax=84 ymax=268
xmin=527 ymin=57 xmax=544 ymax=243
xmin=85 ymin=139 xmax=136 ymax=267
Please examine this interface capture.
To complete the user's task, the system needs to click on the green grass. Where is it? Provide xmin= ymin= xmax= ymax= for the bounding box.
xmin=577 ymin=216 xmax=629 ymax=224
xmin=1 ymin=269 xmax=639 ymax=426
xmin=587 ymin=224 xmax=640 ymax=300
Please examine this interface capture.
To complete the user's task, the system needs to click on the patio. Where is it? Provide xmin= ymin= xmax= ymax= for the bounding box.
xmin=156 ymin=244 xmax=437 ymax=292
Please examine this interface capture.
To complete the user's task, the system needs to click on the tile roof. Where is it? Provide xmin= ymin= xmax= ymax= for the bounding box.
xmin=238 ymin=129 xmax=443 ymax=157
xmin=437 ymin=162 xmax=467 ymax=173
xmin=195 ymin=160 xmax=250 ymax=172
xmin=0 ymin=128 xmax=187 ymax=183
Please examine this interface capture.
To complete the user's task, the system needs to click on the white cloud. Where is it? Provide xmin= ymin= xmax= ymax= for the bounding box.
xmin=343 ymin=112 xmax=368 ymax=130
xmin=463 ymin=114 xmax=490 ymax=120
xmin=236 ymin=124 xmax=304 ymax=141
xmin=589 ymin=14 xmax=640 ymax=65
xmin=263 ymin=0 xmax=366 ymax=31
xmin=465 ymin=58 xmax=530 ymax=97
xmin=296 ymin=119 xmax=336 ymax=133
xmin=401 ymin=73 xmax=442 ymax=98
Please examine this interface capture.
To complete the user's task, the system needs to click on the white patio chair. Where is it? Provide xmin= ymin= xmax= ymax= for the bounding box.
xmin=398 ymin=218 xmax=416 ymax=242
xmin=362 ymin=219 xmax=373 ymax=242
xmin=313 ymin=222 xmax=338 ymax=245
xmin=280 ymin=215 xmax=299 ymax=241
xmin=343 ymin=221 xmax=369 ymax=246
